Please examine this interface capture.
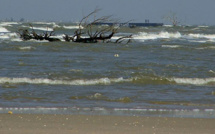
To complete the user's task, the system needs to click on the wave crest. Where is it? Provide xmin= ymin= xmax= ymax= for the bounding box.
xmin=131 ymin=76 xmax=171 ymax=85
xmin=0 ymin=27 xmax=10 ymax=33
xmin=134 ymin=31 xmax=181 ymax=41
xmin=170 ymin=77 xmax=215 ymax=85
xmin=0 ymin=77 xmax=129 ymax=86
xmin=1 ymin=76 xmax=215 ymax=86
xmin=132 ymin=76 xmax=215 ymax=86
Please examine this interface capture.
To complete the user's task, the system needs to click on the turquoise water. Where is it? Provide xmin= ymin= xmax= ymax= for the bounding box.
xmin=0 ymin=22 xmax=215 ymax=118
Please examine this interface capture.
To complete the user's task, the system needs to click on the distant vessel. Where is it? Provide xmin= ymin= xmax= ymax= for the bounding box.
xmin=94 ymin=20 xmax=163 ymax=28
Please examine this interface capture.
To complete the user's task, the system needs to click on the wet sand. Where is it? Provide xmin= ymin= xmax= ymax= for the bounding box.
xmin=0 ymin=114 xmax=214 ymax=134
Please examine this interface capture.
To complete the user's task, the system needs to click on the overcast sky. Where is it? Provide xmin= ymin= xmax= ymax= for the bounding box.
xmin=0 ymin=0 xmax=214 ymax=25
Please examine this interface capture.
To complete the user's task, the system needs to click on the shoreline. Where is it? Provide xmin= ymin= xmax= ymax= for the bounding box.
xmin=1 ymin=114 xmax=215 ymax=134
xmin=1 ymin=107 xmax=215 ymax=119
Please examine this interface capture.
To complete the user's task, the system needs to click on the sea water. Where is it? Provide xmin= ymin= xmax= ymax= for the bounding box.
xmin=0 ymin=22 xmax=215 ymax=118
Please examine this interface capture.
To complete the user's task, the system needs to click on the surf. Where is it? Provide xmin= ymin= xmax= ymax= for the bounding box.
xmin=0 ymin=77 xmax=130 ymax=86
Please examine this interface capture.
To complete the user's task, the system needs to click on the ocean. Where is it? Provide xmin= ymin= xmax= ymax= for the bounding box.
xmin=0 ymin=22 xmax=215 ymax=118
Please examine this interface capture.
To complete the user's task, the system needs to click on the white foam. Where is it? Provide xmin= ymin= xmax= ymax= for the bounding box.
xmin=21 ymin=25 xmax=53 ymax=31
xmin=28 ymin=39 xmax=49 ymax=43
xmin=170 ymin=77 xmax=215 ymax=85
xmin=52 ymin=34 xmax=64 ymax=40
xmin=0 ymin=77 xmax=130 ymax=86
xmin=134 ymin=31 xmax=181 ymax=41
xmin=132 ymin=31 xmax=215 ymax=43
xmin=19 ymin=46 xmax=35 ymax=50
xmin=0 ymin=33 xmax=18 ymax=40
xmin=63 ymin=25 xmax=83 ymax=29
xmin=0 ymin=22 xmax=19 ymax=26
xmin=33 ymin=27 xmax=54 ymax=31
xmin=0 ymin=27 xmax=10 ymax=32
xmin=3 ymin=76 xmax=210 ymax=86
xmin=190 ymin=40 xmax=207 ymax=43
xmin=162 ymin=45 xmax=181 ymax=48
xmin=11 ymin=38 xmax=23 ymax=42
xmin=164 ymin=25 xmax=173 ymax=27
xmin=196 ymin=46 xmax=215 ymax=50
xmin=188 ymin=33 xmax=215 ymax=39
xmin=52 ymin=24 xmax=60 ymax=28
xmin=198 ymin=26 xmax=209 ymax=28
xmin=32 ymin=22 xmax=56 ymax=25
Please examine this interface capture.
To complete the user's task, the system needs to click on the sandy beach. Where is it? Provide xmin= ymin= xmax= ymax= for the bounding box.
xmin=0 ymin=114 xmax=214 ymax=134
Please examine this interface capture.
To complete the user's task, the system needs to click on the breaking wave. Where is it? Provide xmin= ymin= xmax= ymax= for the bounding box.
xmin=132 ymin=31 xmax=215 ymax=43
xmin=31 ymin=22 xmax=56 ymax=25
xmin=170 ymin=77 xmax=215 ymax=85
xmin=188 ymin=33 xmax=215 ymax=40
xmin=0 ymin=22 xmax=19 ymax=27
xmin=161 ymin=45 xmax=181 ymax=48
xmin=21 ymin=25 xmax=54 ymax=31
xmin=132 ymin=75 xmax=215 ymax=86
xmin=1 ymin=76 xmax=215 ymax=86
xmin=0 ymin=77 xmax=130 ymax=86
xmin=132 ymin=76 xmax=215 ymax=86
xmin=0 ymin=32 xmax=21 ymax=42
xmin=1 ymin=22 xmax=215 ymax=43
xmin=134 ymin=31 xmax=182 ymax=41
xmin=0 ymin=27 xmax=10 ymax=33
xmin=33 ymin=27 xmax=54 ymax=31
xmin=63 ymin=25 xmax=83 ymax=29
xmin=18 ymin=46 xmax=35 ymax=50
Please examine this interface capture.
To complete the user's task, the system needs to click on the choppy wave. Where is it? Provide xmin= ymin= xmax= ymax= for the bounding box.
xmin=198 ymin=25 xmax=209 ymax=28
xmin=188 ymin=33 xmax=215 ymax=39
xmin=18 ymin=46 xmax=35 ymax=50
xmin=31 ymin=22 xmax=56 ymax=25
xmin=132 ymin=31 xmax=215 ymax=43
xmin=33 ymin=27 xmax=54 ymax=31
xmin=133 ymin=75 xmax=215 ymax=86
xmin=161 ymin=45 xmax=181 ymax=48
xmin=0 ymin=33 xmax=20 ymax=42
xmin=21 ymin=25 xmax=54 ymax=31
xmin=0 ymin=77 xmax=130 ymax=85
xmin=170 ymin=77 xmax=215 ymax=85
xmin=0 ymin=32 xmax=63 ymax=42
xmin=0 ymin=22 xmax=19 ymax=26
xmin=63 ymin=25 xmax=83 ymax=29
xmin=134 ymin=31 xmax=182 ymax=41
xmin=133 ymin=76 xmax=215 ymax=86
xmin=196 ymin=46 xmax=215 ymax=50
xmin=0 ymin=27 xmax=10 ymax=32
xmin=164 ymin=25 xmax=173 ymax=27
xmin=1 ymin=22 xmax=215 ymax=43
xmin=1 ymin=76 xmax=215 ymax=86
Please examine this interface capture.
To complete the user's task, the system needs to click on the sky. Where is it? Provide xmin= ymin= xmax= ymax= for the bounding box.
xmin=0 ymin=0 xmax=214 ymax=25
